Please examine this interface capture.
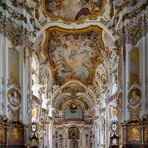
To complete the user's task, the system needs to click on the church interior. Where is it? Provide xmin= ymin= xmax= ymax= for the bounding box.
xmin=0 ymin=0 xmax=148 ymax=148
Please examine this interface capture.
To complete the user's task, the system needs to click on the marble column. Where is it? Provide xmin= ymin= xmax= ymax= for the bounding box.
xmin=141 ymin=15 xmax=148 ymax=116
xmin=64 ymin=127 xmax=68 ymax=148
xmin=48 ymin=120 xmax=53 ymax=148
xmin=3 ymin=36 xmax=11 ymax=118
xmin=0 ymin=34 xmax=4 ymax=115
xmin=94 ymin=123 xmax=98 ymax=148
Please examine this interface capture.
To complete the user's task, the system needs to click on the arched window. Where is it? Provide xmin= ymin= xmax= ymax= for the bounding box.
xmin=68 ymin=127 xmax=79 ymax=140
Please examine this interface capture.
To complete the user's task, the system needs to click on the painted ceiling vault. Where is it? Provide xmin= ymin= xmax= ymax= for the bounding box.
xmin=42 ymin=0 xmax=104 ymax=21
xmin=2 ymin=0 xmax=144 ymax=116
xmin=42 ymin=26 xmax=104 ymax=86
xmin=61 ymin=81 xmax=86 ymax=93
xmin=0 ymin=1 xmax=147 ymax=146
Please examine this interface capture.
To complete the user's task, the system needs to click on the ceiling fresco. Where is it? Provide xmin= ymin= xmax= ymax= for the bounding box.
xmin=42 ymin=26 xmax=104 ymax=86
xmin=57 ymin=96 xmax=89 ymax=111
xmin=61 ymin=82 xmax=86 ymax=93
xmin=42 ymin=0 xmax=104 ymax=21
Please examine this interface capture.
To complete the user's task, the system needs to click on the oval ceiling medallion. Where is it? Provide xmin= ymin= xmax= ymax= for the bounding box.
xmin=42 ymin=0 xmax=104 ymax=22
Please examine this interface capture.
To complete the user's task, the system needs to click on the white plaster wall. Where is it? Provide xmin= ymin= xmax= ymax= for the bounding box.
xmin=0 ymin=33 xmax=4 ymax=115
xmin=1 ymin=34 xmax=12 ymax=117
xmin=123 ymin=33 xmax=148 ymax=121
xmin=136 ymin=33 xmax=148 ymax=116
xmin=0 ymin=33 xmax=29 ymax=124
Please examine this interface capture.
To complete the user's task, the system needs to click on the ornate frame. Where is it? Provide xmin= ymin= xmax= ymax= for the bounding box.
xmin=41 ymin=25 xmax=105 ymax=86
xmin=42 ymin=0 xmax=105 ymax=22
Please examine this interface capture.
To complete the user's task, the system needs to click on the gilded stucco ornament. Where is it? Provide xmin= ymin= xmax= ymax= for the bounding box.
xmin=128 ymin=126 xmax=140 ymax=142
xmin=94 ymin=46 xmax=120 ymax=101
xmin=10 ymin=127 xmax=23 ymax=143
xmin=127 ymin=25 xmax=142 ymax=45
xmin=144 ymin=126 xmax=148 ymax=142
xmin=9 ymin=27 xmax=20 ymax=46
xmin=68 ymin=127 xmax=79 ymax=139
xmin=0 ymin=126 xmax=5 ymax=144
xmin=70 ymin=102 xmax=77 ymax=113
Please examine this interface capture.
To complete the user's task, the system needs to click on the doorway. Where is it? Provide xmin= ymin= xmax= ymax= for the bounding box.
xmin=70 ymin=140 xmax=78 ymax=148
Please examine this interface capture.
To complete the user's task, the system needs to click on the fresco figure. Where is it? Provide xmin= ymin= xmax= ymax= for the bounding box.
xmin=44 ymin=0 xmax=103 ymax=21
xmin=44 ymin=27 xmax=104 ymax=86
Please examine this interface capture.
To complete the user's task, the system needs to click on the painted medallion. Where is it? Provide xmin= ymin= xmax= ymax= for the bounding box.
xmin=7 ymin=88 xmax=21 ymax=107
xmin=128 ymin=88 xmax=141 ymax=106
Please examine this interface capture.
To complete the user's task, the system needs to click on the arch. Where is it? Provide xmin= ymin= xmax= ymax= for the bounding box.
xmin=59 ymin=99 xmax=88 ymax=112
xmin=61 ymin=80 xmax=86 ymax=92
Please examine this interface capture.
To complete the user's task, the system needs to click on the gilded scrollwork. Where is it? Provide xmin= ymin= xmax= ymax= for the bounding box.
xmin=10 ymin=127 xmax=23 ymax=143
xmin=0 ymin=126 xmax=5 ymax=144
xmin=10 ymin=127 xmax=19 ymax=142
xmin=144 ymin=126 xmax=148 ymax=142
xmin=128 ymin=126 xmax=140 ymax=142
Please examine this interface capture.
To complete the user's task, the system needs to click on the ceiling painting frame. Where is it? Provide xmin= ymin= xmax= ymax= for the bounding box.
xmin=42 ymin=25 xmax=105 ymax=87
xmin=42 ymin=0 xmax=105 ymax=22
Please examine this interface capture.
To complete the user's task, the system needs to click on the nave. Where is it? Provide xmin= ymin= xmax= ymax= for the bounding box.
xmin=0 ymin=0 xmax=148 ymax=147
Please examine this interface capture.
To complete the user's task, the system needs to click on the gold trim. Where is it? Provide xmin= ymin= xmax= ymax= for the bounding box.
xmin=61 ymin=80 xmax=86 ymax=90
xmin=42 ymin=0 xmax=105 ymax=22
xmin=41 ymin=25 xmax=105 ymax=86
